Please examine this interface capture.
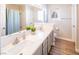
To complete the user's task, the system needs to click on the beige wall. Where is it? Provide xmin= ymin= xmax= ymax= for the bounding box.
xmin=47 ymin=4 xmax=72 ymax=41
xmin=6 ymin=4 xmax=20 ymax=11
xmin=19 ymin=5 xmax=26 ymax=30
xmin=6 ymin=4 xmax=26 ymax=30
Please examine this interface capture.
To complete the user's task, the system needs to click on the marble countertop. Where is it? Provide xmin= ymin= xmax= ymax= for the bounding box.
xmin=1 ymin=23 xmax=54 ymax=55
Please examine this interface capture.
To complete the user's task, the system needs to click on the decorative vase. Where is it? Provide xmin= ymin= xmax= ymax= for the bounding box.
xmin=31 ymin=31 xmax=36 ymax=35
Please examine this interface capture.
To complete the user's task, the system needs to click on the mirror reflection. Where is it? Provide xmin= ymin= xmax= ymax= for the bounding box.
xmin=6 ymin=8 xmax=20 ymax=35
xmin=0 ymin=4 xmax=46 ymax=37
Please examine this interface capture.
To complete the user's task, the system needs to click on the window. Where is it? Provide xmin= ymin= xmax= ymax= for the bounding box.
xmin=37 ymin=10 xmax=44 ymax=22
xmin=37 ymin=7 xmax=48 ymax=23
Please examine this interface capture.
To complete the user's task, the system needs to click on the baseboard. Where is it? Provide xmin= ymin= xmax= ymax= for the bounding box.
xmin=56 ymin=37 xmax=74 ymax=42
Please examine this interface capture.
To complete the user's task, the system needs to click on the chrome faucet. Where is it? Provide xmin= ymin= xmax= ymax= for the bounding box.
xmin=22 ymin=31 xmax=26 ymax=40
xmin=13 ymin=37 xmax=19 ymax=45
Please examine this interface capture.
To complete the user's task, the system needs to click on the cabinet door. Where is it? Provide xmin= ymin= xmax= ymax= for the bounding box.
xmin=47 ymin=34 xmax=52 ymax=53
xmin=33 ymin=45 xmax=42 ymax=55
xmin=42 ymin=39 xmax=47 ymax=55
xmin=43 ymin=45 xmax=47 ymax=55
xmin=47 ymin=38 xmax=51 ymax=53
xmin=50 ymin=31 xmax=53 ymax=46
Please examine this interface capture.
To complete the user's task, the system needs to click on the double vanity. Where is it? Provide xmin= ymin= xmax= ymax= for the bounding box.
xmin=0 ymin=23 xmax=54 ymax=55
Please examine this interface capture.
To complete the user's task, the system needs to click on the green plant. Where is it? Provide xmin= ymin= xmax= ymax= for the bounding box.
xmin=26 ymin=26 xmax=30 ymax=30
xmin=31 ymin=27 xmax=36 ymax=32
xmin=25 ymin=25 xmax=36 ymax=32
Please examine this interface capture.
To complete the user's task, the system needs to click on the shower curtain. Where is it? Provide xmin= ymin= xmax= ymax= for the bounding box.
xmin=6 ymin=8 xmax=20 ymax=35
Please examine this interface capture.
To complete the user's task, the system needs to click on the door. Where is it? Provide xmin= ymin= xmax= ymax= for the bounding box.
xmin=72 ymin=4 xmax=78 ymax=52
xmin=76 ymin=4 xmax=79 ymax=53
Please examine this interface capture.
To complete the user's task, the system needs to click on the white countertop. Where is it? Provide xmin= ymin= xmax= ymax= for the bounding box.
xmin=1 ymin=23 xmax=54 ymax=55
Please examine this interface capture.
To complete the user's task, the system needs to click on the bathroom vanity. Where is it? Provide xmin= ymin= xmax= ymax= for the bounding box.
xmin=0 ymin=23 xmax=54 ymax=55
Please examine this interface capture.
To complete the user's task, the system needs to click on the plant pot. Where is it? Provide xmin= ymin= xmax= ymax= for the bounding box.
xmin=31 ymin=31 xmax=36 ymax=35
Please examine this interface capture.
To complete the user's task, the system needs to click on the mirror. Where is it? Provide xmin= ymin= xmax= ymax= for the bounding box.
xmin=6 ymin=8 xmax=20 ymax=35
xmin=6 ymin=4 xmax=26 ymax=35
xmin=0 ymin=4 xmax=46 ymax=37
xmin=0 ymin=4 xmax=26 ymax=36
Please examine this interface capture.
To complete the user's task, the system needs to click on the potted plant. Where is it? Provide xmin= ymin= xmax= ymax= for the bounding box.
xmin=25 ymin=24 xmax=36 ymax=34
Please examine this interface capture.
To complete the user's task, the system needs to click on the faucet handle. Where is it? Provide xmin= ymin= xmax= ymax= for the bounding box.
xmin=13 ymin=37 xmax=19 ymax=45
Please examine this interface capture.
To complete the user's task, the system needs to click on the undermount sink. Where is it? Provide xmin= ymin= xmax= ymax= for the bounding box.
xmin=1 ymin=38 xmax=24 ymax=55
xmin=1 ymin=29 xmax=45 ymax=55
xmin=1 ymin=38 xmax=35 ymax=55
xmin=1 ymin=41 xmax=24 ymax=55
xmin=1 ymin=43 xmax=14 ymax=55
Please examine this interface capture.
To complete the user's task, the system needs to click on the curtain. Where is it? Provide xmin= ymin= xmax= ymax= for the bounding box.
xmin=13 ymin=11 xmax=20 ymax=33
xmin=6 ymin=8 xmax=20 ymax=35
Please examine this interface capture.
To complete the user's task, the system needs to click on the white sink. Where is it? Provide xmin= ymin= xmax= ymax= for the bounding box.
xmin=1 ymin=39 xmax=35 ymax=55
xmin=1 ymin=40 xmax=22 ymax=54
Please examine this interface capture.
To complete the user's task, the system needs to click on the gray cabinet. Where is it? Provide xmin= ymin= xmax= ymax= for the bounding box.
xmin=47 ymin=35 xmax=52 ymax=53
xmin=47 ymin=31 xmax=53 ymax=53
xmin=47 ymin=37 xmax=50 ymax=53
xmin=42 ymin=38 xmax=48 ymax=55
xmin=42 ymin=31 xmax=53 ymax=55
xmin=33 ymin=31 xmax=53 ymax=55
xmin=33 ymin=45 xmax=42 ymax=55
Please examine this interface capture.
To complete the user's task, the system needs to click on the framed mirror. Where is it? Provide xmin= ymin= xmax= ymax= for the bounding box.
xmin=0 ymin=4 xmax=26 ymax=37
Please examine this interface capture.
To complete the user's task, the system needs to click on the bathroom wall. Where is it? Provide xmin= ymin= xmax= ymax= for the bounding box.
xmin=19 ymin=5 xmax=26 ymax=30
xmin=25 ymin=5 xmax=39 ymax=24
xmin=47 ymin=4 xmax=72 ymax=41
xmin=0 ymin=4 xmax=6 ymax=36
xmin=6 ymin=4 xmax=21 ymax=11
